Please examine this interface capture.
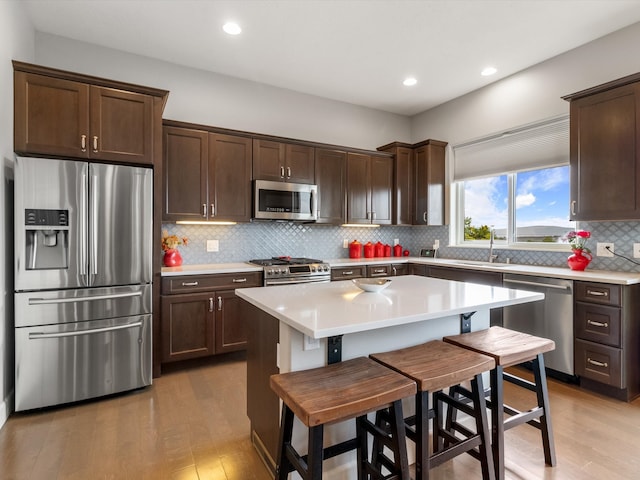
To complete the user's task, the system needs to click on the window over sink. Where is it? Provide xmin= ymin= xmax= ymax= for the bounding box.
xmin=451 ymin=115 xmax=574 ymax=250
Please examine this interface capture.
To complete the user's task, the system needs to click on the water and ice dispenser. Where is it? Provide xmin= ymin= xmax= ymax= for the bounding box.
xmin=24 ymin=209 xmax=69 ymax=270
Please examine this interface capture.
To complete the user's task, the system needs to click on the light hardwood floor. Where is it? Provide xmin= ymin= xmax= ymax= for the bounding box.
xmin=1 ymin=352 xmax=640 ymax=479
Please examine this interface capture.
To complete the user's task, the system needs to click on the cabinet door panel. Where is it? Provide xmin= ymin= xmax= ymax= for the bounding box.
xmin=415 ymin=142 xmax=446 ymax=225
xmin=14 ymin=72 xmax=90 ymax=157
xmin=253 ymin=139 xmax=285 ymax=181
xmin=370 ymin=156 xmax=393 ymax=225
xmin=163 ymin=127 xmax=208 ymax=221
xmin=285 ymin=144 xmax=315 ymax=184
xmin=394 ymin=147 xmax=413 ymax=225
xmin=570 ymin=83 xmax=640 ymax=220
xmin=210 ymin=134 xmax=253 ymax=222
xmin=90 ymin=86 xmax=153 ymax=164
xmin=346 ymin=152 xmax=370 ymax=223
xmin=215 ymin=290 xmax=247 ymax=353
xmin=161 ymin=293 xmax=214 ymax=362
xmin=315 ymin=148 xmax=346 ymax=224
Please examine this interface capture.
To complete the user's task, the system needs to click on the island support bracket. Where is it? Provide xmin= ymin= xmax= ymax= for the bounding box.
xmin=460 ymin=311 xmax=476 ymax=334
xmin=327 ymin=335 xmax=343 ymax=364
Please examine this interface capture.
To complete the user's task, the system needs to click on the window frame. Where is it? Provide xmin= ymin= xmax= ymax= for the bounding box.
xmin=452 ymin=167 xmax=573 ymax=252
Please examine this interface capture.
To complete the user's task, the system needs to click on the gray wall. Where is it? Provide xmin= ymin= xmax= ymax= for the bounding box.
xmin=33 ymin=33 xmax=411 ymax=151
xmin=0 ymin=0 xmax=34 ymax=430
xmin=409 ymin=21 xmax=640 ymax=273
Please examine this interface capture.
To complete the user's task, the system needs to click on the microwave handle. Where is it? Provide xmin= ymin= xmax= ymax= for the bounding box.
xmin=310 ymin=188 xmax=317 ymax=218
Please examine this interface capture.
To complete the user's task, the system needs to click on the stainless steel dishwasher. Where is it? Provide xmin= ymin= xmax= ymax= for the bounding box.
xmin=502 ymin=274 xmax=574 ymax=378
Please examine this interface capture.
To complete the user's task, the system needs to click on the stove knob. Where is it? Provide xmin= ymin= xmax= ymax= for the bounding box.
xmin=266 ymin=270 xmax=272 ymax=275
xmin=311 ymin=266 xmax=317 ymax=272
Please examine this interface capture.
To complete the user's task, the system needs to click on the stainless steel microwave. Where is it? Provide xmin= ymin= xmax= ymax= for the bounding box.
xmin=254 ymin=180 xmax=317 ymax=221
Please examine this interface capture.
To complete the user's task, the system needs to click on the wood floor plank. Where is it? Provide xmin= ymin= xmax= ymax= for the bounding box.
xmin=1 ymin=355 xmax=640 ymax=479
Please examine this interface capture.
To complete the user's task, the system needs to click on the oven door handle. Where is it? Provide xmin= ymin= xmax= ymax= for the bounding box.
xmin=28 ymin=321 xmax=143 ymax=339
xmin=28 ymin=291 xmax=143 ymax=305
xmin=265 ymin=278 xmax=330 ymax=286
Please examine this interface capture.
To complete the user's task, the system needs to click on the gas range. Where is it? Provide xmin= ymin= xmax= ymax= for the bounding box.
xmin=249 ymin=257 xmax=331 ymax=286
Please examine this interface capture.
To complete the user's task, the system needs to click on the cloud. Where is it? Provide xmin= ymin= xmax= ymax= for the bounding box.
xmin=516 ymin=193 xmax=536 ymax=208
xmin=464 ymin=176 xmax=508 ymax=227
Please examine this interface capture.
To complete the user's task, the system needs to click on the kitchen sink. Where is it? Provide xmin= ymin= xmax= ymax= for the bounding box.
xmin=446 ymin=260 xmax=513 ymax=268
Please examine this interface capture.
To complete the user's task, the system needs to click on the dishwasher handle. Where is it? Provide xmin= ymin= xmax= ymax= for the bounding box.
xmin=503 ymin=278 xmax=571 ymax=291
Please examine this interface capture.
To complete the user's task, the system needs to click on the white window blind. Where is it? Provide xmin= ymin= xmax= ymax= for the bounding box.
xmin=452 ymin=115 xmax=569 ymax=181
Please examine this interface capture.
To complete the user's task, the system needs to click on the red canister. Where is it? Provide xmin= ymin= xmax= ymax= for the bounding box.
xmin=364 ymin=242 xmax=374 ymax=258
xmin=349 ymin=240 xmax=362 ymax=259
xmin=384 ymin=244 xmax=391 ymax=257
xmin=374 ymin=241 xmax=384 ymax=257
xmin=393 ymin=244 xmax=402 ymax=257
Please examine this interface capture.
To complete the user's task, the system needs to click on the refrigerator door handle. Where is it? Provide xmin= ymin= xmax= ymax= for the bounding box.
xmin=90 ymin=174 xmax=99 ymax=281
xmin=28 ymin=321 xmax=142 ymax=339
xmin=28 ymin=291 xmax=143 ymax=305
xmin=80 ymin=172 xmax=88 ymax=278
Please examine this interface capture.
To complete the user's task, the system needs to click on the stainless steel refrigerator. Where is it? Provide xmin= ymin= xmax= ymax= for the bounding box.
xmin=14 ymin=156 xmax=153 ymax=411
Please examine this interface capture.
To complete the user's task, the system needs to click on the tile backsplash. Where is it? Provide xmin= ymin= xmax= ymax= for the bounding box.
xmin=162 ymin=221 xmax=640 ymax=273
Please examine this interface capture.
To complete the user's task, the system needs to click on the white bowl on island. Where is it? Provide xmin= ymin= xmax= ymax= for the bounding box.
xmin=352 ymin=278 xmax=391 ymax=293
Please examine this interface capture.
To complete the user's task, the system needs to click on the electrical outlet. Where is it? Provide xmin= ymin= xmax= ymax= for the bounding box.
xmin=596 ymin=242 xmax=614 ymax=257
xmin=634 ymin=243 xmax=640 ymax=258
xmin=393 ymin=238 xmax=399 ymax=246
xmin=206 ymin=239 xmax=219 ymax=252
xmin=343 ymin=239 xmax=348 ymax=248
xmin=433 ymin=239 xmax=440 ymax=249
xmin=303 ymin=334 xmax=320 ymax=351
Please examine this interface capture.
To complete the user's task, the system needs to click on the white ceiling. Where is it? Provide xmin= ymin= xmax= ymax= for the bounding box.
xmin=22 ymin=0 xmax=640 ymax=116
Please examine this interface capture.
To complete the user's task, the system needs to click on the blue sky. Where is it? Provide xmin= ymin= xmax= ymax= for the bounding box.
xmin=464 ymin=166 xmax=572 ymax=230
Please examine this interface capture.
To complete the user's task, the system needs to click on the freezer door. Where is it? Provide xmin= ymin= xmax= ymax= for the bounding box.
xmin=14 ymin=157 xmax=87 ymax=291
xmin=14 ymin=285 xmax=152 ymax=328
xmin=15 ymin=314 xmax=152 ymax=411
xmin=89 ymin=163 xmax=152 ymax=287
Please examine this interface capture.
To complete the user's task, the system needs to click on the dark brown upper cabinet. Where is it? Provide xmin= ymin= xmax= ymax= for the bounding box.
xmin=163 ymin=125 xmax=252 ymax=222
xmin=346 ymin=152 xmax=393 ymax=225
xmin=564 ymin=75 xmax=640 ymax=221
xmin=315 ymin=148 xmax=347 ymax=224
xmin=14 ymin=67 xmax=158 ymax=165
xmin=253 ymin=139 xmax=315 ymax=184
xmin=378 ymin=139 xmax=447 ymax=226
xmin=413 ymin=139 xmax=447 ymax=225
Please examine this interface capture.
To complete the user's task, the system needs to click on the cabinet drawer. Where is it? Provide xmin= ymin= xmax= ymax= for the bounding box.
xmin=162 ymin=272 xmax=262 ymax=294
xmin=331 ymin=266 xmax=366 ymax=280
xmin=575 ymin=282 xmax=621 ymax=306
xmin=575 ymin=339 xmax=623 ymax=388
xmin=575 ymin=302 xmax=621 ymax=347
xmin=367 ymin=264 xmax=393 ymax=277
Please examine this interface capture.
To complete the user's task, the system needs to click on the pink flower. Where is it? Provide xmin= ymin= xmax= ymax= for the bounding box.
xmin=576 ymin=230 xmax=590 ymax=238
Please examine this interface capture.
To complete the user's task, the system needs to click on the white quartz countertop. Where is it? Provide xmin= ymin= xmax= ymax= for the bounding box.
xmin=327 ymin=257 xmax=640 ymax=285
xmin=236 ymin=275 xmax=544 ymax=339
xmin=160 ymin=257 xmax=640 ymax=285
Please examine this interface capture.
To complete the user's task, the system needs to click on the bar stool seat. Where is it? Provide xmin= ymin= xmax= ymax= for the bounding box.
xmin=270 ymin=356 xmax=417 ymax=480
xmin=370 ymin=340 xmax=496 ymax=480
xmin=444 ymin=326 xmax=556 ymax=480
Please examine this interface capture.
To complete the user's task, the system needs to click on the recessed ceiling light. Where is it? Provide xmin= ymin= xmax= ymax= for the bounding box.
xmin=403 ymin=77 xmax=417 ymax=86
xmin=481 ymin=66 xmax=497 ymax=76
xmin=223 ymin=22 xmax=242 ymax=35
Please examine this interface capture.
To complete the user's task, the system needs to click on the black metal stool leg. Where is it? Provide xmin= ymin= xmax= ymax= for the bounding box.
xmin=276 ymin=405 xmax=295 ymax=480
xmin=414 ymin=390 xmax=431 ymax=480
xmin=532 ymin=354 xmax=556 ymax=466
xmin=471 ymin=374 xmax=495 ymax=480
xmin=491 ymin=366 xmax=505 ymax=480
xmin=307 ymin=424 xmax=324 ymax=479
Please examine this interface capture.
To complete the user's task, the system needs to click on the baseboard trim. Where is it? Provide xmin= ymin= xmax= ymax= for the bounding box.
xmin=0 ymin=390 xmax=13 ymax=430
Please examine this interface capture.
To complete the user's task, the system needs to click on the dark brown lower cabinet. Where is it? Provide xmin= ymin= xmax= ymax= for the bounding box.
xmin=161 ymin=273 xmax=262 ymax=364
xmin=574 ymin=281 xmax=640 ymax=401
xmin=161 ymin=293 xmax=214 ymax=362
xmin=331 ymin=266 xmax=366 ymax=280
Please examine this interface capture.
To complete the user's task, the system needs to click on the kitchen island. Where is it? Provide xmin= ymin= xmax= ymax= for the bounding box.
xmin=237 ymin=275 xmax=544 ymax=479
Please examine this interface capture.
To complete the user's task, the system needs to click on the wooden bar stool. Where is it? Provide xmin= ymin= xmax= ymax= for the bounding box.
xmin=370 ymin=340 xmax=496 ymax=480
xmin=270 ymin=356 xmax=416 ymax=480
xmin=443 ymin=326 xmax=556 ymax=480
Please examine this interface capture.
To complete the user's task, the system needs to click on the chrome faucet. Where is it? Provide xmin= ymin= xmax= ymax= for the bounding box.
xmin=488 ymin=227 xmax=498 ymax=263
